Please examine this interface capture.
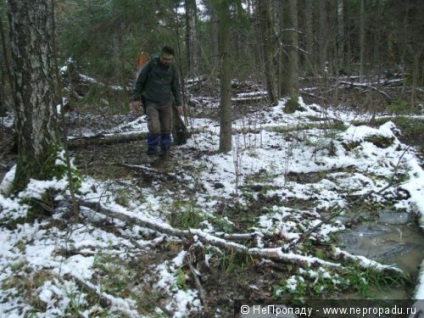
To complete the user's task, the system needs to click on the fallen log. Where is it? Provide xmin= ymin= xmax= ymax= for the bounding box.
xmin=338 ymin=80 xmax=392 ymax=100
xmin=78 ymin=199 xmax=402 ymax=275
xmin=112 ymin=163 xmax=180 ymax=182
xmin=188 ymin=261 xmax=209 ymax=313
xmin=332 ymin=247 xmax=403 ymax=274
xmin=66 ymin=273 xmax=167 ymax=317
xmin=67 ymin=115 xmax=190 ymax=149
xmin=67 ymin=132 xmax=146 ymax=149
xmin=232 ymin=95 xmax=268 ymax=106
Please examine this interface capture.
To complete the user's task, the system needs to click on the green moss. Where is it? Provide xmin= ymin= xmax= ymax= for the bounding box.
xmin=43 ymin=147 xmax=82 ymax=194
xmin=342 ymin=140 xmax=361 ymax=151
xmin=28 ymin=145 xmax=70 ymax=182
xmin=364 ymin=135 xmax=395 ymax=148
xmin=284 ymin=96 xmax=304 ymax=114
xmin=342 ymin=134 xmax=394 ymax=150
xmin=11 ymin=145 xmax=82 ymax=220
xmin=13 ymin=145 xmax=67 ymax=193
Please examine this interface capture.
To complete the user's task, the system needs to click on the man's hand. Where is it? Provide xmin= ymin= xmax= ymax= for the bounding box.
xmin=130 ymin=101 xmax=142 ymax=113
xmin=176 ymin=105 xmax=184 ymax=115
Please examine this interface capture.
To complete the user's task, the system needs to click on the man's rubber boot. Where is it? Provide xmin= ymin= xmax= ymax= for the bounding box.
xmin=159 ymin=133 xmax=172 ymax=159
xmin=147 ymin=133 xmax=160 ymax=156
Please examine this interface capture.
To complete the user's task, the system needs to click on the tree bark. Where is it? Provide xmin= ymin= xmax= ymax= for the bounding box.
xmin=318 ymin=0 xmax=329 ymax=73
xmin=0 ymin=13 xmax=14 ymax=115
xmin=286 ymin=0 xmax=299 ymax=100
xmin=257 ymin=0 xmax=278 ymax=105
xmin=217 ymin=1 xmax=232 ymax=153
xmin=7 ymin=0 xmax=59 ymax=192
xmin=185 ymin=0 xmax=199 ymax=77
xmin=304 ymin=0 xmax=316 ymax=75
xmin=359 ymin=0 xmax=366 ymax=82
xmin=336 ymin=0 xmax=345 ymax=73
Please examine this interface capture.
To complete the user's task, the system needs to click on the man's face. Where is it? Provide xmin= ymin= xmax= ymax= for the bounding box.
xmin=160 ymin=53 xmax=174 ymax=66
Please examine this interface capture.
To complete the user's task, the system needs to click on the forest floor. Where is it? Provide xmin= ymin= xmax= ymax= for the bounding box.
xmin=1 ymin=77 xmax=424 ymax=317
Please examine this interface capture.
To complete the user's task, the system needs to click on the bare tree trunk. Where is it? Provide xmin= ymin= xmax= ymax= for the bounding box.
xmin=112 ymin=22 xmax=126 ymax=91
xmin=0 ymin=13 xmax=13 ymax=116
xmin=359 ymin=0 xmax=365 ymax=82
xmin=0 ymin=60 xmax=5 ymax=116
xmin=7 ymin=0 xmax=59 ymax=192
xmin=419 ymin=51 xmax=424 ymax=86
xmin=318 ymin=0 xmax=329 ymax=73
xmin=411 ymin=48 xmax=424 ymax=107
xmin=217 ymin=1 xmax=232 ymax=153
xmin=336 ymin=0 xmax=345 ymax=73
xmin=257 ymin=0 xmax=278 ymax=105
xmin=0 ymin=75 xmax=4 ymax=116
xmin=286 ymin=0 xmax=299 ymax=100
xmin=304 ymin=0 xmax=315 ymax=75
xmin=185 ymin=0 xmax=199 ymax=77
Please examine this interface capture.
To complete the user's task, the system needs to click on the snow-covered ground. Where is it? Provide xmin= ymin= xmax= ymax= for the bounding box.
xmin=1 ymin=98 xmax=424 ymax=317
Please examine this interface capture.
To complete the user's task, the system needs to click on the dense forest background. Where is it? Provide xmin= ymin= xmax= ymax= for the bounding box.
xmin=1 ymin=0 xmax=424 ymax=118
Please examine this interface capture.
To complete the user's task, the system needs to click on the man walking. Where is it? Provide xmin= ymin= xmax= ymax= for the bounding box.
xmin=131 ymin=46 xmax=183 ymax=157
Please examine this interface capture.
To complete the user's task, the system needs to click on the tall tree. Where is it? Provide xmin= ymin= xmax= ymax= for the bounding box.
xmin=336 ymin=0 xmax=345 ymax=73
xmin=7 ymin=0 xmax=59 ymax=192
xmin=359 ymin=0 xmax=366 ymax=81
xmin=285 ymin=0 xmax=299 ymax=100
xmin=318 ymin=0 xmax=329 ymax=73
xmin=0 ymin=7 xmax=11 ymax=116
xmin=0 ymin=23 xmax=6 ymax=115
xmin=303 ymin=0 xmax=316 ymax=74
xmin=185 ymin=0 xmax=199 ymax=77
xmin=256 ymin=0 xmax=278 ymax=105
xmin=216 ymin=0 xmax=232 ymax=153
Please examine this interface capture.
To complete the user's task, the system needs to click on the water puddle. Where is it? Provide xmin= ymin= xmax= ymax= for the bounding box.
xmin=338 ymin=210 xmax=424 ymax=296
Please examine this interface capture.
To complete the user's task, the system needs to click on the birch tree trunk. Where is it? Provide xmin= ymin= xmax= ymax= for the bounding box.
xmin=7 ymin=0 xmax=59 ymax=192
